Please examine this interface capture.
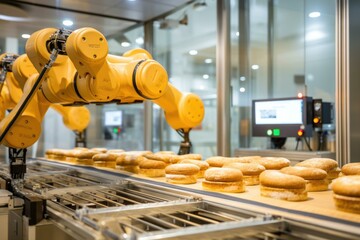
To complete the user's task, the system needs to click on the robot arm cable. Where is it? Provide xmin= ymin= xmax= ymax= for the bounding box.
xmin=0 ymin=49 xmax=58 ymax=144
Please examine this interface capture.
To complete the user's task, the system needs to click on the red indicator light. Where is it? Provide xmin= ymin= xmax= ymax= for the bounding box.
xmin=297 ymin=129 xmax=304 ymax=137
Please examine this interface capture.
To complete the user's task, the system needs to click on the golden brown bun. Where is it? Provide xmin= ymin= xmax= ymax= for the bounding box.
xmin=205 ymin=156 xmax=232 ymax=167
xmin=107 ymin=149 xmax=124 ymax=154
xmin=333 ymin=194 xmax=360 ymax=213
xmin=169 ymin=154 xmax=203 ymax=164
xmin=233 ymin=156 xmax=262 ymax=163
xmin=332 ymin=175 xmax=360 ymax=197
xmin=202 ymin=180 xmax=245 ymax=193
xmin=166 ymin=174 xmax=197 ymax=184
xmin=179 ymin=160 xmax=209 ymax=179
xmin=165 ymin=164 xmax=200 ymax=175
xmin=223 ymin=162 xmax=265 ymax=176
xmin=260 ymin=185 xmax=307 ymax=201
xmin=139 ymin=168 xmax=165 ymax=177
xmin=243 ymin=175 xmax=260 ymax=186
xmin=52 ymin=149 xmax=70 ymax=161
xmin=92 ymin=153 xmax=117 ymax=162
xmin=296 ymin=158 xmax=338 ymax=172
xmin=257 ymin=157 xmax=290 ymax=170
xmin=204 ymin=168 xmax=243 ymax=182
xmin=156 ymin=151 xmax=176 ymax=155
xmin=260 ymin=170 xmax=306 ymax=189
xmin=341 ymin=163 xmax=360 ymax=176
xmin=93 ymin=161 xmax=116 ymax=168
xmin=139 ymin=159 xmax=166 ymax=169
xmin=327 ymin=168 xmax=341 ymax=180
xmin=119 ymin=155 xmax=146 ymax=166
xmin=77 ymin=150 xmax=101 ymax=159
xmin=144 ymin=153 xmax=172 ymax=163
xmin=306 ymin=179 xmax=329 ymax=192
xmin=116 ymin=151 xmax=152 ymax=163
xmin=91 ymin=147 xmax=108 ymax=153
xmin=179 ymin=159 xmax=209 ymax=170
xmin=123 ymin=165 xmax=139 ymax=173
xmin=280 ymin=166 xmax=327 ymax=180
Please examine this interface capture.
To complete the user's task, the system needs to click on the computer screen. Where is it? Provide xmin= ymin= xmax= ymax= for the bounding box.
xmin=252 ymin=97 xmax=313 ymax=138
xmin=104 ymin=111 xmax=123 ymax=126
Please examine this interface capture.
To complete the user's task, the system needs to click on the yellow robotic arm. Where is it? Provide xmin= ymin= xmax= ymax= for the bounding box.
xmin=1 ymin=27 xmax=204 ymax=153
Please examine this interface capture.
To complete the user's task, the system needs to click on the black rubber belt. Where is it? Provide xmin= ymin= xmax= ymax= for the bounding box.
xmin=73 ymin=72 xmax=86 ymax=101
xmin=132 ymin=59 xmax=156 ymax=100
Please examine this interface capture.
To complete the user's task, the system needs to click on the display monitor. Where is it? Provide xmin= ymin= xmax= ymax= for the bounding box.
xmin=252 ymin=97 xmax=313 ymax=138
xmin=104 ymin=110 xmax=123 ymax=126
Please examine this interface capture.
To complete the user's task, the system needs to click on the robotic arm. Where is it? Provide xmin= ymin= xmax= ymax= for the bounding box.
xmin=0 ymin=27 xmax=204 ymax=170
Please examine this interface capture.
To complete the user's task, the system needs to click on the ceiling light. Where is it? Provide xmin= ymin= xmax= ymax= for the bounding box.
xmin=251 ymin=64 xmax=259 ymax=70
xmin=239 ymin=87 xmax=246 ymax=92
xmin=236 ymin=32 xmax=239 ymax=37
xmin=203 ymin=74 xmax=209 ymax=79
xmin=121 ymin=42 xmax=131 ymax=47
xmin=21 ymin=34 xmax=30 ymax=39
xmin=204 ymin=58 xmax=212 ymax=64
xmin=62 ymin=19 xmax=73 ymax=26
xmin=240 ymin=76 xmax=246 ymax=81
xmin=309 ymin=12 xmax=321 ymax=18
xmin=135 ymin=37 xmax=144 ymax=45
xmin=189 ymin=50 xmax=198 ymax=55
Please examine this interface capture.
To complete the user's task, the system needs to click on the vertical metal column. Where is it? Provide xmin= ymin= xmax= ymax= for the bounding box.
xmin=238 ymin=0 xmax=250 ymax=148
xmin=217 ymin=0 xmax=231 ymax=156
xmin=144 ymin=21 xmax=154 ymax=151
xmin=336 ymin=0 xmax=349 ymax=165
xmin=267 ymin=0 xmax=274 ymax=98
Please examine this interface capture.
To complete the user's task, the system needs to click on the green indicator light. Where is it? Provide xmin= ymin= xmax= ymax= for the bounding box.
xmin=267 ymin=129 xmax=273 ymax=136
xmin=273 ymin=128 xmax=280 ymax=136
xmin=113 ymin=127 xmax=119 ymax=134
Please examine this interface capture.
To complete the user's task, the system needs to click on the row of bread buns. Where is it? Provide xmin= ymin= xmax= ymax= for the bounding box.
xmin=45 ymin=149 xmax=360 ymax=213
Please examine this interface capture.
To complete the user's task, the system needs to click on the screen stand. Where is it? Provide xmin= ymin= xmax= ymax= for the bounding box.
xmin=270 ymin=137 xmax=287 ymax=149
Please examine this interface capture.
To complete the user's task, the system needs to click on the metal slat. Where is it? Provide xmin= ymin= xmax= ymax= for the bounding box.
xmin=81 ymin=191 xmax=125 ymax=207
xmin=96 ymin=189 xmax=141 ymax=205
xmin=141 ymin=215 xmax=182 ymax=229
xmin=67 ymin=193 xmax=109 ymax=208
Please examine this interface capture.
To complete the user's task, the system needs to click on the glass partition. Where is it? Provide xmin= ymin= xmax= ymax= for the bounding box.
xmin=153 ymin=1 xmax=217 ymax=157
xmin=231 ymin=0 xmax=336 ymax=154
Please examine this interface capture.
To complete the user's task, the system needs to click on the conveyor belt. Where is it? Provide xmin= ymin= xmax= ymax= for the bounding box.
xmin=2 ymin=159 xmax=360 ymax=240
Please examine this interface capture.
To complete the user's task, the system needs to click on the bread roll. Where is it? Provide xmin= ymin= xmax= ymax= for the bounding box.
xmin=139 ymin=159 xmax=166 ymax=177
xmin=223 ymin=162 xmax=265 ymax=186
xmin=52 ymin=149 xmax=70 ymax=161
xmin=257 ymin=157 xmax=290 ymax=170
xmin=92 ymin=153 xmax=117 ymax=168
xmin=233 ymin=156 xmax=261 ymax=163
xmin=169 ymin=153 xmax=203 ymax=164
xmin=165 ymin=164 xmax=199 ymax=184
xmin=280 ymin=166 xmax=329 ymax=191
xmin=202 ymin=168 xmax=245 ymax=193
xmin=332 ymin=176 xmax=360 ymax=213
xmin=156 ymin=151 xmax=176 ymax=155
xmin=341 ymin=162 xmax=360 ymax=176
xmin=259 ymin=170 xmax=307 ymax=201
xmin=91 ymin=147 xmax=108 ymax=153
xmin=205 ymin=156 xmax=232 ymax=167
xmin=296 ymin=158 xmax=339 ymax=180
xmin=144 ymin=153 xmax=172 ymax=164
xmin=179 ymin=159 xmax=209 ymax=178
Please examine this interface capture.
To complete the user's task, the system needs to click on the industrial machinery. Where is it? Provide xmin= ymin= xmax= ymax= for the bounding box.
xmin=0 ymin=27 xmax=204 ymax=180
xmin=0 ymin=52 xmax=91 ymax=179
xmin=0 ymin=159 xmax=359 ymax=240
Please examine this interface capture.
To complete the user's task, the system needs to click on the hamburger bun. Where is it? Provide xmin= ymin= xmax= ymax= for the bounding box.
xmin=296 ymin=158 xmax=339 ymax=180
xmin=205 ymin=156 xmax=233 ymax=167
xmin=144 ymin=153 xmax=172 ymax=164
xmin=139 ymin=159 xmax=166 ymax=177
xmin=91 ymin=147 xmax=108 ymax=153
xmin=223 ymin=162 xmax=265 ymax=186
xmin=259 ymin=170 xmax=307 ymax=201
xmin=156 ymin=151 xmax=176 ymax=155
xmin=179 ymin=159 xmax=209 ymax=178
xmin=92 ymin=153 xmax=117 ymax=168
xmin=202 ymin=168 xmax=245 ymax=193
xmin=332 ymin=176 xmax=360 ymax=213
xmin=169 ymin=153 xmax=203 ymax=164
xmin=165 ymin=164 xmax=200 ymax=184
xmin=257 ymin=157 xmax=290 ymax=170
xmin=233 ymin=156 xmax=262 ymax=163
xmin=280 ymin=166 xmax=329 ymax=191
xmin=341 ymin=162 xmax=360 ymax=176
